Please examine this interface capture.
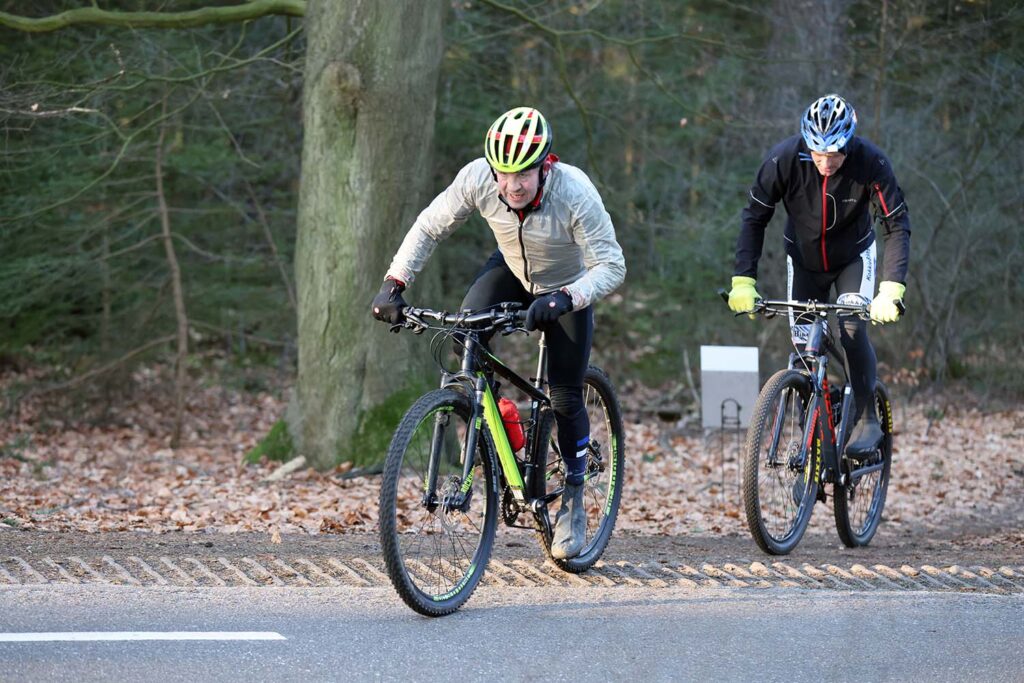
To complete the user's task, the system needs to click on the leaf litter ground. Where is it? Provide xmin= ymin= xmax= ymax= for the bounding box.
xmin=2 ymin=366 xmax=1022 ymax=558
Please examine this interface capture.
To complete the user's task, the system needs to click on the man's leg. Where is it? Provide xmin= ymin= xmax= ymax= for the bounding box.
xmin=787 ymin=258 xmax=832 ymax=503
xmin=837 ymin=244 xmax=882 ymax=456
xmin=544 ymin=304 xmax=594 ymax=560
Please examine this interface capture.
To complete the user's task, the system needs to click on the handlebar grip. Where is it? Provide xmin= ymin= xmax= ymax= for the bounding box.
xmin=717 ymin=288 xmax=730 ymax=304
xmin=896 ymin=300 xmax=907 ymax=316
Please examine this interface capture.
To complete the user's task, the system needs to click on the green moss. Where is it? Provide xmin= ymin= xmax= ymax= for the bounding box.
xmin=243 ymin=419 xmax=294 ymax=464
xmin=340 ymin=383 xmax=430 ymax=468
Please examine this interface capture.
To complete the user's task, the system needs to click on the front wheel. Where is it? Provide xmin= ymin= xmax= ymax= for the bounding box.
xmin=833 ymin=382 xmax=893 ymax=547
xmin=536 ymin=366 xmax=625 ymax=573
xmin=742 ymin=369 xmax=818 ymax=555
xmin=379 ymin=389 xmax=498 ymax=617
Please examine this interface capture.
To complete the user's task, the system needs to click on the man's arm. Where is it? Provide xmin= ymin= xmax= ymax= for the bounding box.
xmin=386 ymin=159 xmax=485 ymax=285
xmin=564 ymin=179 xmax=626 ymax=310
xmin=870 ymin=156 xmax=911 ymax=284
xmin=734 ymin=153 xmax=784 ymax=278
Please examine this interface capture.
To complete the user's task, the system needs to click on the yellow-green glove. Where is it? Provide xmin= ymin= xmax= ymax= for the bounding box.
xmin=870 ymin=281 xmax=906 ymax=323
xmin=728 ymin=276 xmax=760 ymax=313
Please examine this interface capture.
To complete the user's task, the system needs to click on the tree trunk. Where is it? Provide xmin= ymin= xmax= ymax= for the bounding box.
xmin=763 ymin=0 xmax=854 ymax=133
xmin=293 ymin=0 xmax=444 ymax=469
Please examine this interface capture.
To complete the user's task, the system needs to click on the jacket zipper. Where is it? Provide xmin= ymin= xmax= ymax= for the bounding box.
xmin=820 ymin=175 xmax=829 ymax=271
xmin=516 ymin=210 xmax=532 ymax=285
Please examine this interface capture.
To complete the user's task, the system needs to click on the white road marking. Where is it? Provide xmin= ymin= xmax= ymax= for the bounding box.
xmin=0 ymin=631 xmax=286 ymax=642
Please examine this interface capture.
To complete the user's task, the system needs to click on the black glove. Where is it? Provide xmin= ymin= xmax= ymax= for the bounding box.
xmin=371 ymin=277 xmax=407 ymax=324
xmin=525 ymin=290 xmax=573 ymax=331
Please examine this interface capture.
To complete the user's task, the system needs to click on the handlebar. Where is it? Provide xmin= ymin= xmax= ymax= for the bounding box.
xmin=395 ymin=302 xmax=527 ymax=335
xmin=716 ymin=289 xmax=906 ymax=320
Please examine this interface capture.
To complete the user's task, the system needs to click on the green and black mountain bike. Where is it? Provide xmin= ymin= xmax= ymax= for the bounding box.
xmin=378 ymin=303 xmax=625 ymax=616
xmin=723 ymin=295 xmax=899 ymax=555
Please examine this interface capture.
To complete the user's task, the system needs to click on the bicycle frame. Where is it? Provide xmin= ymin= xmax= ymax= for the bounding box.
xmin=787 ymin=315 xmax=887 ymax=491
xmin=426 ymin=326 xmax=557 ymax=527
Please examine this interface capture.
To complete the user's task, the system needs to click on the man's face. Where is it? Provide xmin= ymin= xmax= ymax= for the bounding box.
xmin=810 ymin=151 xmax=846 ymax=177
xmin=495 ymin=167 xmax=541 ymax=209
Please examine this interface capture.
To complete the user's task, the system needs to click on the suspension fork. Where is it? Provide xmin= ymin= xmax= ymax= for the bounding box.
xmin=421 ymin=410 xmax=448 ymax=507
xmin=457 ymin=337 xmax=487 ymax=493
xmin=421 ymin=334 xmax=485 ymax=506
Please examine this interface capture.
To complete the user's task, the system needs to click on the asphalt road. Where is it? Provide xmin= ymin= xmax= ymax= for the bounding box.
xmin=1 ymin=585 xmax=1022 ymax=682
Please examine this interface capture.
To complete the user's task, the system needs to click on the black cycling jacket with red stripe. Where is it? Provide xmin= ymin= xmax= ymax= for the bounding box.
xmin=734 ymin=135 xmax=910 ymax=283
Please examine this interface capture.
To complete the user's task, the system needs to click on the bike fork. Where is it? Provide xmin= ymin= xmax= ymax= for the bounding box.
xmin=421 ymin=412 xmax=448 ymax=507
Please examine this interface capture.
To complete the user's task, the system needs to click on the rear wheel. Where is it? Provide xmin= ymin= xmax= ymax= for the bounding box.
xmin=379 ymin=389 xmax=498 ymax=616
xmin=537 ymin=366 xmax=625 ymax=573
xmin=742 ymin=369 xmax=818 ymax=555
xmin=834 ymin=382 xmax=893 ymax=547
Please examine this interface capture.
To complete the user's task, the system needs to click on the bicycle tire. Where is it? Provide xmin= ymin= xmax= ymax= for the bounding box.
xmin=833 ymin=381 xmax=893 ymax=547
xmin=536 ymin=366 xmax=625 ymax=573
xmin=379 ymin=389 xmax=498 ymax=616
xmin=742 ymin=369 xmax=818 ymax=555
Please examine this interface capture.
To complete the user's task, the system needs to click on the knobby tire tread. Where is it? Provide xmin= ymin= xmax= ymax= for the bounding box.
xmin=742 ymin=369 xmax=817 ymax=555
xmin=379 ymin=389 xmax=497 ymax=617
xmin=833 ymin=382 xmax=893 ymax=547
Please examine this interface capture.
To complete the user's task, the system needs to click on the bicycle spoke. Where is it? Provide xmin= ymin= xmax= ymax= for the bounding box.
xmin=743 ymin=370 xmax=816 ymax=555
xmin=381 ymin=393 xmax=497 ymax=614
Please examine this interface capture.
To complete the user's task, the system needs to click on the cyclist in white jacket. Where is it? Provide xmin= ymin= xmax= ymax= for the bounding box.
xmin=371 ymin=107 xmax=626 ymax=559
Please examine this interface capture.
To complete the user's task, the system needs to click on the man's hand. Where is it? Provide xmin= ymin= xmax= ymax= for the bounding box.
xmin=525 ymin=290 xmax=573 ymax=331
xmin=870 ymin=281 xmax=906 ymax=323
xmin=371 ymin=277 xmax=407 ymax=325
xmin=728 ymin=276 xmax=760 ymax=313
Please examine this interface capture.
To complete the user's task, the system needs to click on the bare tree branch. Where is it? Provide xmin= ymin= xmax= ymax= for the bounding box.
xmin=20 ymin=335 xmax=176 ymax=399
xmin=478 ymin=0 xmax=708 ymax=48
xmin=1 ymin=88 xmax=200 ymax=222
xmin=0 ymin=0 xmax=305 ymax=33
xmin=155 ymin=98 xmax=190 ymax=448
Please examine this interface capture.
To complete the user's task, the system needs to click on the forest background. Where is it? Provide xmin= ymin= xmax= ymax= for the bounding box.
xmin=1 ymin=0 xmax=1021 ymax=480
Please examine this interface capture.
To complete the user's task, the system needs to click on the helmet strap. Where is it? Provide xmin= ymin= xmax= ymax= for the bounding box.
xmin=537 ymin=152 xmax=558 ymax=189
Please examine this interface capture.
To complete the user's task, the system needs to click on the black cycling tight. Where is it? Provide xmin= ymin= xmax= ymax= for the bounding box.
xmin=462 ymin=251 xmax=593 ymax=484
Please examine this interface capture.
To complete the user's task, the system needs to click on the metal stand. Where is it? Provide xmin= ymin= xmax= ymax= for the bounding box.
xmin=719 ymin=399 xmax=743 ymax=508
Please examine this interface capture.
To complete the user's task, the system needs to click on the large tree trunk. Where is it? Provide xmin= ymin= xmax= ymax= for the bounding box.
xmin=763 ymin=0 xmax=854 ymax=131
xmin=293 ymin=0 xmax=444 ymax=469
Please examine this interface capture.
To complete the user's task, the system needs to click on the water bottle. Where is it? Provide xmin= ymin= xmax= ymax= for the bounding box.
xmin=498 ymin=398 xmax=525 ymax=452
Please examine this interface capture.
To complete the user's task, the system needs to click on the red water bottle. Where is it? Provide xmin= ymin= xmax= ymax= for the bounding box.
xmin=498 ymin=398 xmax=526 ymax=452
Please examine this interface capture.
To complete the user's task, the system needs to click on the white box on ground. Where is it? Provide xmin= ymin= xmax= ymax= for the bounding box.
xmin=700 ymin=345 xmax=760 ymax=429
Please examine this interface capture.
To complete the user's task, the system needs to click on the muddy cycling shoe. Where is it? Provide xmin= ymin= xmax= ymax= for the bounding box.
xmin=846 ymin=410 xmax=883 ymax=460
xmin=551 ymin=482 xmax=586 ymax=560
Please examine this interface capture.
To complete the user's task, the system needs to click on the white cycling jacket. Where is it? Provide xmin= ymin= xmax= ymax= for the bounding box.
xmin=387 ymin=158 xmax=625 ymax=310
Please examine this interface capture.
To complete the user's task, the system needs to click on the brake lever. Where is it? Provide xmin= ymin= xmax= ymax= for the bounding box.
xmin=395 ymin=313 xmax=426 ymax=335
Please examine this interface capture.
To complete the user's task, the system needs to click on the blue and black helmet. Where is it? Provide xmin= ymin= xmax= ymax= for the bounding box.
xmin=800 ymin=94 xmax=857 ymax=153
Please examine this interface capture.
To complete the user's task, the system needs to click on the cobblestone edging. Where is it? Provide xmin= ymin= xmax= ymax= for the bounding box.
xmin=2 ymin=556 xmax=1022 ymax=593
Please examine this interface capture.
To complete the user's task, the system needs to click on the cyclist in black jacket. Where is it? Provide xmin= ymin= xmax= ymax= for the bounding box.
xmin=727 ymin=94 xmax=910 ymax=455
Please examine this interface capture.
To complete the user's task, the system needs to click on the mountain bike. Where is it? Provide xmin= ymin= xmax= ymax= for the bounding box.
xmin=378 ymin=303 xmax=625 ymax=616
xmin=722 ymin=295 xmax=898 ymax=555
